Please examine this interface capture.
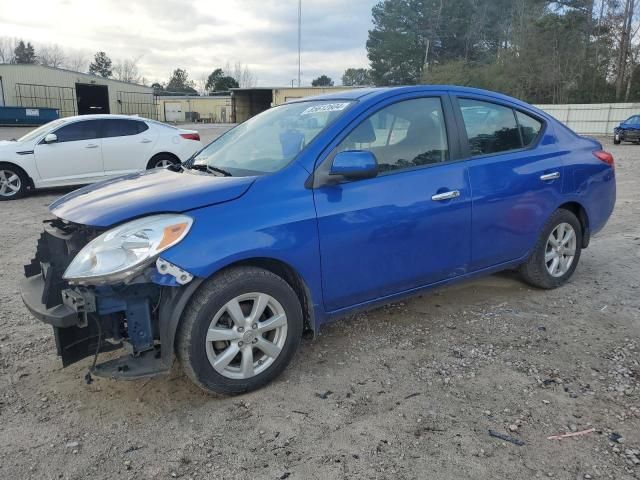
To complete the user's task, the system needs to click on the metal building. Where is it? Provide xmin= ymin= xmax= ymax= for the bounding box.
xmin=156 ymin=95 xmax=232 ymax=123
xmin=0 ymin=64 xmax=155 ymax=119
xmin=230 ymin=86 xmax=363 ymax=122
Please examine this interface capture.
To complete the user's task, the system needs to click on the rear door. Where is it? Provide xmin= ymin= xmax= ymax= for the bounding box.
xmin=100 ymin=119 xmax=158 ymax=176
xmin=313 ymin=94 xmax=472 ymax=312
xmin=33 ymin=119 xmax=104 ymax=185
xmin=451 ymin=95 xmax=565 ymax=270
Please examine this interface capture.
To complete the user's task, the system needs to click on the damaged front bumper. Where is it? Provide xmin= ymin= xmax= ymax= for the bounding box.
xmin=20 ymin=219 xmax=202 ymax=380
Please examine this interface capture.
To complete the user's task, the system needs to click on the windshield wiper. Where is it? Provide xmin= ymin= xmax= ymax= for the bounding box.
xmin=189 ymin=164 xmax=233 ymax=177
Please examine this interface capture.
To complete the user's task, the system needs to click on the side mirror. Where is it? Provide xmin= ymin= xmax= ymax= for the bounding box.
xmin=330 ymin=150 xmax=378 ymax=180
xmin=43 ymin=133 xmax=58 ymax=144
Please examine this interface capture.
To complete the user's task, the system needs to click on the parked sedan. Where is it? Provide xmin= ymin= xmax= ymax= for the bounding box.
xmin=613 ymin=114 xmax=640 ymax=144
xmin=0 ymin=114 xmax=202 ymax=200
xmin=21 ymin=86 xmax=615 ymax=395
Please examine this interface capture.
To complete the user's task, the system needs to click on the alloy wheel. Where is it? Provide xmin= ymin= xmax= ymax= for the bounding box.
xmin=205 ymin=292 xmax=288 ymax=379
xmin=545 ymin=222 xmax=577 ymax=277
xmin=0 ymin=170 xmax=21 ymax=198
xmin=155 ymin=159 xmax=174 ymax=168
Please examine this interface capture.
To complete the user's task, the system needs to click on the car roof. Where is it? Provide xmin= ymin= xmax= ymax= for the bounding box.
xmin=293 ymin=85 xmax=541 ymax=112
xmin=58 ymin=114 xmax=150 ymax=122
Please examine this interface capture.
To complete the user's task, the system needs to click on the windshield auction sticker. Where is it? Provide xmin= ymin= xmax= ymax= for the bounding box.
xmin=301 ymin=102 xmax=350 ymax=116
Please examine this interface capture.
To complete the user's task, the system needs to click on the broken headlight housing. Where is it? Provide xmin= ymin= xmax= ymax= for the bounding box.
xmin=63 ymin=214 xmax=193 ymax=284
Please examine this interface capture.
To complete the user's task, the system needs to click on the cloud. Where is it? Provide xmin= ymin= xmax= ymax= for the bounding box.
xmin=0 ymin=0 xmax=377 ymax=86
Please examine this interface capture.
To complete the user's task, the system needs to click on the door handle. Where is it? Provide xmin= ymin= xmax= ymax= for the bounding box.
xmin=431 ymin=190 xmax=460 ymax=201
xmin=141 ymin=139 xmax=152 ymax=144
xmin=540 ymin=172 xmax=560 ymax=181
xmin=85 ymin=144 xmax=99 ymax=149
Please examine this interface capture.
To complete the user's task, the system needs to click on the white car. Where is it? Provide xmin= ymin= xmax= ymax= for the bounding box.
xmin=0 ymin=114 xmax=203 ymax=200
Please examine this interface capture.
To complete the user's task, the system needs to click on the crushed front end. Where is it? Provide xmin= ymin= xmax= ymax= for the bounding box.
xmin=20 ymin=218 xmax=200 ymax=379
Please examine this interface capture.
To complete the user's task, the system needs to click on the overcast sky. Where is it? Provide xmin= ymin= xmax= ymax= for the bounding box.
xmin=0 ymin=0 xmax=378 ymax=87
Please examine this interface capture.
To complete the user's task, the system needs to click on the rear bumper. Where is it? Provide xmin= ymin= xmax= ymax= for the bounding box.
xmin=20 ymin=274 xmax=80 ymax=328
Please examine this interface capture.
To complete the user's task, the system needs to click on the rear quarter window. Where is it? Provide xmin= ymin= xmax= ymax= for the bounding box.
xmin=515 ymin=111 xmax=543 ymax=146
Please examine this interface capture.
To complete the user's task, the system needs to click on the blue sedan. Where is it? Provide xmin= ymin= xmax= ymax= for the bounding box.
xmin=21 ymin=86 xmax=616 ymax=394
xmin=613 ymin=115 xmax=640 ymax=144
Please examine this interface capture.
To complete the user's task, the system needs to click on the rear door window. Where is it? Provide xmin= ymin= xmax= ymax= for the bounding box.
xmin=459 ymin=99 xmax=521 ymax=156
xmin=53 ymin=120 xmax=100 ymax=143
xmin=101 ymin=119 xmax=148 ymax=138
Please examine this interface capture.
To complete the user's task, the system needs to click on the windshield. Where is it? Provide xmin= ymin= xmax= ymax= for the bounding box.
xmin=18 ymin=119 xmax=67 ymax=142
xmin=191 ymin=100 xmax=353 ymax=176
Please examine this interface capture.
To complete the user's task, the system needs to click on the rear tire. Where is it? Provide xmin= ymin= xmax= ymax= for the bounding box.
xmin=176 ymin=266 xmax=303 ymax=395
xmin=147 ymin=154 xmax=180 ymax=169
xmin=520 ymin=209 xmax=582 ymax=289
xmin=0 ymin=164 xmax=29 ymax=200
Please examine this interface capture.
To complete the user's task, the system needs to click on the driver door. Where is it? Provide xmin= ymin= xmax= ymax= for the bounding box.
xmin=34 ymin=119 xmax=104 ymax=186
xmin=313 ymin=95 xmax=472 ymax=312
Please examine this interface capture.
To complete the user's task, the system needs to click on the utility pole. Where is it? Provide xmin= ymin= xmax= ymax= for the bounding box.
xmin=297 ymin=0 xmax=302 ymax=87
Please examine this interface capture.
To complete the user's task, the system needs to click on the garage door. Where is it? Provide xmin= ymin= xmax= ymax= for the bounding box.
xmin=165 ymin=102 xmax=183 ymax=122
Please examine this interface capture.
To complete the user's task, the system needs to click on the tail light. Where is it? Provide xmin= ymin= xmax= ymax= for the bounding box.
xmin=180 ymin=132 xmax=200 ymax=141
xmin=593 ymin=150 xmax=614 ymax=168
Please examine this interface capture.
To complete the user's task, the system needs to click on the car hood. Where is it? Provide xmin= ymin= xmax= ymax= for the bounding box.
xmin=0 ymin=140 xmax=22 ymax=150
xmin=50 ymin=168 xmax=256 ymax=227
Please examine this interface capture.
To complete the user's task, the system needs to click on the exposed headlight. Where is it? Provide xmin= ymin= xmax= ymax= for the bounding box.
xmin=63 ymin=214 xmax=193 ymax=284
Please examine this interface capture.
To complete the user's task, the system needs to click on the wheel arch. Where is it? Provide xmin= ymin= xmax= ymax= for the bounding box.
xmin=146 ymin=152 xmax=181 ymax=169
xmin=558 ymin=201 xmax=590 ymax=248
xmin=159 ymin=256 xmax=317 ymax=368
xmin=0 ymin=161 xmax=35 ymax=189
xmin=219 ymin=257 xmax=316 ymax=336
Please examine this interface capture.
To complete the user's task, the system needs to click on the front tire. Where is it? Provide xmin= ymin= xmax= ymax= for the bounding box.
xmin=176 ymin=266 xmax=303 ymax=395
xmin=0 ymin=164 xmax=28 ymax=200
xmin=147 ymin=154 xmax=180 ymax=169
xmin=520 ymin=209 xmax=582 ymax=289
xmin=613 ymin=134 xmax=621 ymax=145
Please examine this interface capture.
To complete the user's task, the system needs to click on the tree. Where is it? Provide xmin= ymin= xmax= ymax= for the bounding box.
xmin=342 ymin=68 xmax=372 ymax=86
xmin=311 ymin=75 xmax=334 ymax=86
xmin=205 ymin=68 xmax=239 ymax=92
xmin=0 ymin=37 xmax=16 ymax=63
xmin=65 ymin=50 xmax=88 ymax=72
xmin=38 ymin=44 xmax=66 ymax=68
xmin=166 ymin=68 xmax=198 ymax=95
xmin=113 ymin=56 xmax=142 ymax=84
xmin=14 ymin=40 xmax=36 ymax=64
xmin=366 ymin=0 xmax=426 ymax=85
xmin=89 ymin=51 xmax=113 ymax=77
xmin=226 ymin=61 xmax=257 ymax=87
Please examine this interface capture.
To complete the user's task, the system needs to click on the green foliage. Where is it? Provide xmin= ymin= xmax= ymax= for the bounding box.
xmin=367 ymin=0 xmax=426 ymax=85
xmin=311 ymin=75 xmax=334 ymax=86
xmin=166 ymin=68 xmax=198 ymax=95
xmin=205 ymin=68 xmax=239 ymax=92
xmin=13 ymin=40 xmax=36 ymax=64
xmin=88 ymin=51 xmax=112 ymax=78
xmin=342 ymin=68 xmax=373 ymax=86
xmin=366 ymin=0 xmax=636 ymax=103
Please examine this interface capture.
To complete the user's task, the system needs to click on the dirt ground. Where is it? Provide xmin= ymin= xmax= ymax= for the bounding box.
xmin=0 ymin=130 xmax=638 ymax=480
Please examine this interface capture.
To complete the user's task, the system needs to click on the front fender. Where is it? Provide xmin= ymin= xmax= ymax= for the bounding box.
xmin=159 ymin=165 xmax=326 ymax=328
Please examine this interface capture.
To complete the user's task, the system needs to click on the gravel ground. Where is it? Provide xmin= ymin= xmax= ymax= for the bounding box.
xmin=0 ymin=131 xmax=638 ymax=480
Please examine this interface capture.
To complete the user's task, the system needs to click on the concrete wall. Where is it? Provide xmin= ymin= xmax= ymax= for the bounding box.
xmin=156 ymin=96 xmax=232 ymax=123
xmin=535 ymin=103 xmax=639 ymax=136
xmin=0 ymin=64 xmax=154 ymax=118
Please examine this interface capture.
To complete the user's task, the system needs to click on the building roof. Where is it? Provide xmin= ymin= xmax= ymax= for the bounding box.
xmin=156 ymin=95 xmax=231 ymax=100
xmin=0 ymin=63 xmax=152 ymax=89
